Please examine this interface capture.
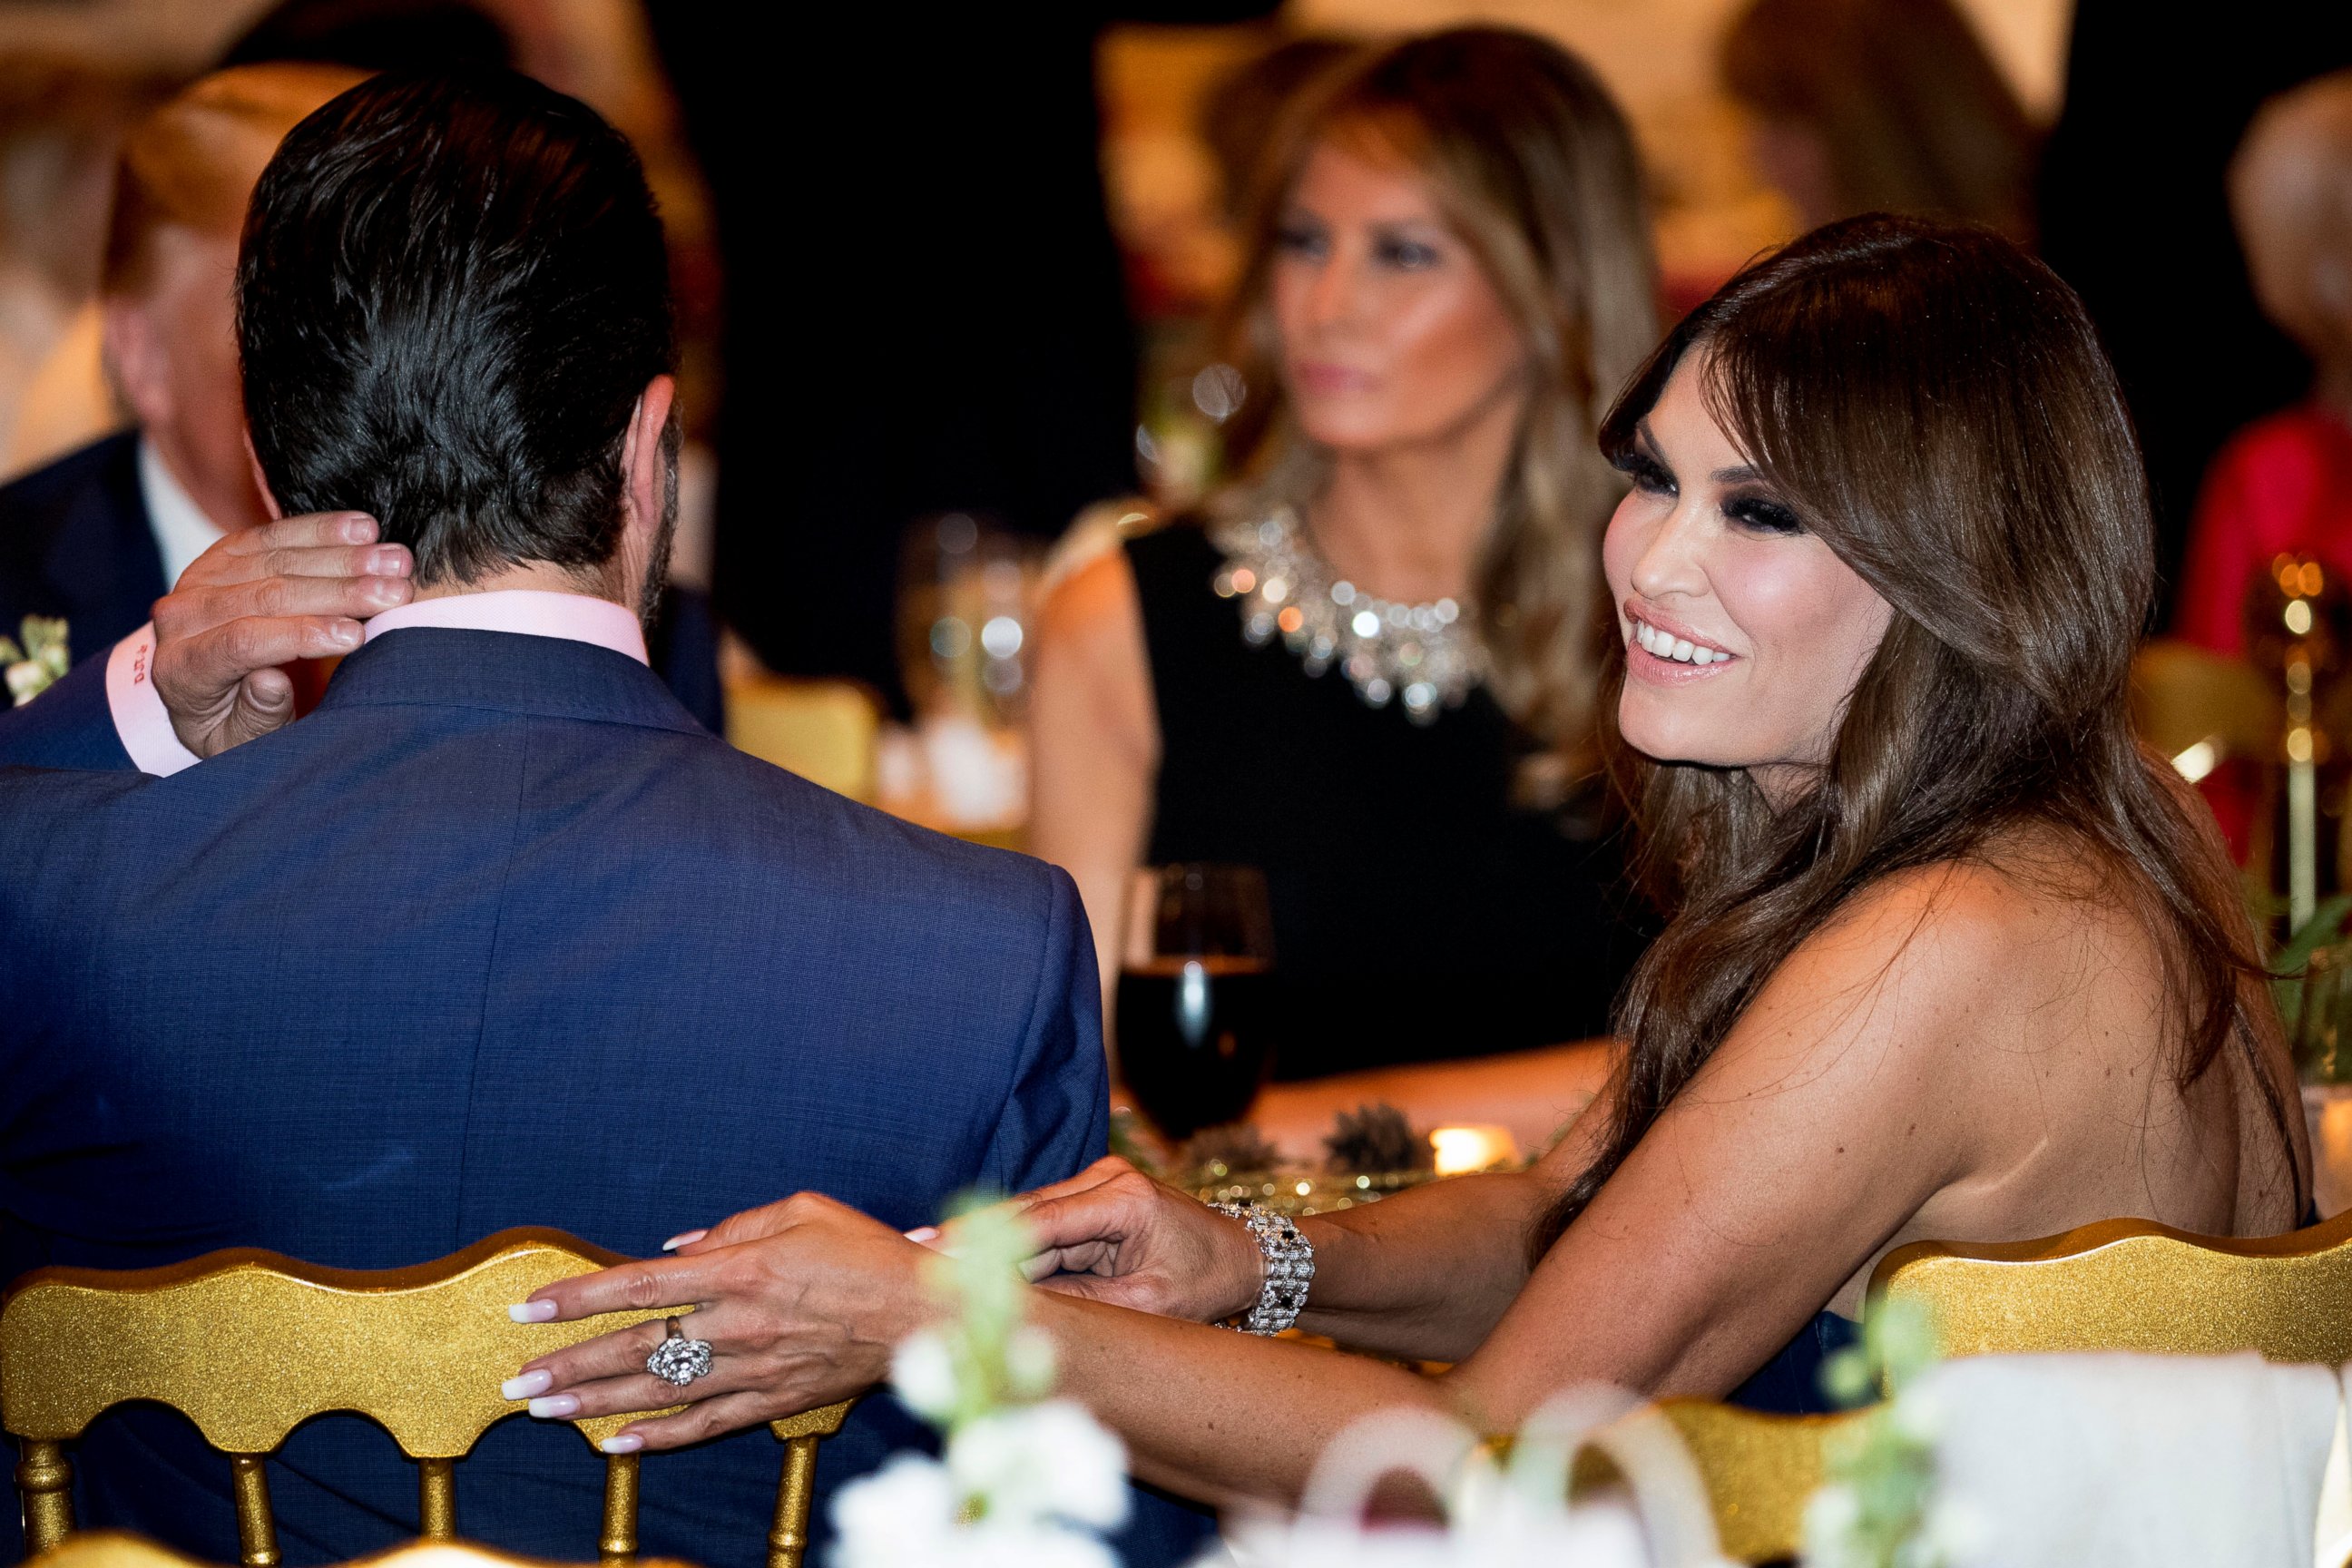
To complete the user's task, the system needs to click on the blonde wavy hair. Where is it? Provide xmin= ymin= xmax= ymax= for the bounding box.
xmin=1214 ymin=26 xmax=1659 ymax=785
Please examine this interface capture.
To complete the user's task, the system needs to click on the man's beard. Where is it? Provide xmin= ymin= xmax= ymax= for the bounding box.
xmin=636 ymin=432 xmax=681 ymax=632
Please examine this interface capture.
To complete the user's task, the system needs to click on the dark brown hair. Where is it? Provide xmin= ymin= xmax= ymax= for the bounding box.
xmin=1217 ymin=27 xmax=1659 ymax=779
xmin=1536 ymin=215 xmax=2299 ymax=1255
xmin=240 ymin=69 xmax=672 ymax=588
xmin=1722 ymin=0 xmax=2039 ymax=241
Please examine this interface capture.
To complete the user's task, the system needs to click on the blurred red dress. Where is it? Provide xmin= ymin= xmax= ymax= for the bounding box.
xmin=2177 ymin=404 xmax=2352 ymax=655
xmin=2174 ymin=404 xmax=2352 ymax=859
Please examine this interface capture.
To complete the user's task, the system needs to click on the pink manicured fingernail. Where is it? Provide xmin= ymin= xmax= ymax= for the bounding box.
xmin=328 ymin=622 xmax=360 ymax=649
xmin=501 ymin=1370 xmax=553 ymax=1400
xmin=904 ymin=1227 xmax=939 ymax=1244
xmin=342 ymin=515 xmax=377 ymax=542
xmin=527 ymin=1394 xmax=580 ymax=1419
xmin=661 ymin=1230 xmax=707 ymax=1252
xmin=599 ymin=1435 xmax=644 ymax=1455
xmin=508 ymin=1301 xmax=557 ymax=1323
xmin=367 ymin=545 xmax=407 ymax=573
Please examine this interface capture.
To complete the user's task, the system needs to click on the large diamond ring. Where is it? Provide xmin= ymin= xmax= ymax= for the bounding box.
xmin=644 ymin=1316 xmax=713 ymax=1387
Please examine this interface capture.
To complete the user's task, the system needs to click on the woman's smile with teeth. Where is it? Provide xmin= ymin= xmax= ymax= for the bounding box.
xmin=1631 ymin=616 xmax=1731 ymax=666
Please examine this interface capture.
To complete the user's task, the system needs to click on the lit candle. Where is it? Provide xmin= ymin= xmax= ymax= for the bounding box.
xmin=1429 ymin=1124 xmax=1518 ymax=1176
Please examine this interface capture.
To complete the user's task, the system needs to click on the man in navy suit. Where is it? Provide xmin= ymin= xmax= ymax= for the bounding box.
xmin=0 ymin=69 xmax=1197 ymax=1568
xmin=0 ymin=64 xmax=726 ymax=733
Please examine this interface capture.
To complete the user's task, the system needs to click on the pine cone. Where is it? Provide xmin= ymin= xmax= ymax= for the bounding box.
xmin=1323 ymin=1102 xmax=1431 ymax=1173
xmin=1179 ymin=1122 xmax=1281 ymax=1178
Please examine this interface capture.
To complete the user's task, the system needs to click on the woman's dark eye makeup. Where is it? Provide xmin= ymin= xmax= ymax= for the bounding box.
xmin=1723 ymin=492 xmax=1806 ymax=535
xmin=1612 ymin=446 xmax=1675 ymax=496
xmin=1614 ymin=439 xmax=1806 ymax=535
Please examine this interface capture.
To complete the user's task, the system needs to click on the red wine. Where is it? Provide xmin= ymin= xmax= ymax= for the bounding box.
xmin=1115 ymin=956 xmax=1274 ymax=1141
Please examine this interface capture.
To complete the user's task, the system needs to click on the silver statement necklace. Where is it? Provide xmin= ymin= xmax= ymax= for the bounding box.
xmin=1210 ymin=505 xmax=1486 ymax=725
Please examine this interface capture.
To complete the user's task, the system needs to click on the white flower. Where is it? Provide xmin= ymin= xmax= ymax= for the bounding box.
xmin=889 ymin=1329 xmax=959 ymax=1423
xmin=944 ymin=1522 xmax=1122 ymax=1568
xmin=1217 ymin=1517 xmax=1454 ymax=1568
xmin=946 ymin=1399 xmax=1132 ymax=1532
xmin=1798 ymin=1482 xmax=1866 ymax=1568
xmin=828 ymin=1454 xmax=960 ymax=1568
xmin=1005 ymin=1324 xmax=1057 ymax=1398
xmin=5 ymin=660 xmax=47 ymax=706
xmin=1887 ymin=1384 xmax=1946 ymax=1446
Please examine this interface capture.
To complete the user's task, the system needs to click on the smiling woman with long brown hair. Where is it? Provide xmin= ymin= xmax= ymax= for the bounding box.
xmin=511 ymin=216 xmax=2311 ymax=1507
xmin=1027 ymin=27 xmax=1661 ymax=1086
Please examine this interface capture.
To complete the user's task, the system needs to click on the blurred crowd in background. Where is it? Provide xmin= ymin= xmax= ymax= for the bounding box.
xmin=7 ymin=0 xmax=2352 ymax=1111
xmin=3 ymin=1 xmax=2348 ymax=684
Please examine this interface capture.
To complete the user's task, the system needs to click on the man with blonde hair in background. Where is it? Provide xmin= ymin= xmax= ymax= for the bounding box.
xmin=0 ymin=62 xmax=725 ymax=730
xmin=0 ymin=65 xmax=361 ymax=662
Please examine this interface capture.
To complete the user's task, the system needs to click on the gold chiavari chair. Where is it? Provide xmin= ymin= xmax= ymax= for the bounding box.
xmin=1870 ymin=1205 xmax=2352 ymax=1363
xmin=1641 ymin=1401 xmax=1866 ymax=1564
xmin=28 ymin=1530 xmax=693 ymax=1568
xmin=2129 ymin=638 xmax=2281 ymax=772
xmin=1608 ymin=1209 xmax=2352 ymax=1563
xmin=725 ymin=676 xmax=880 ymax=800
xmin=2 ymin=1229 xmax=855 ymax=1568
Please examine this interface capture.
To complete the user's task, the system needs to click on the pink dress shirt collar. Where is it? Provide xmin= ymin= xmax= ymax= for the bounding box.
xmin=110 ymin=590 xmax=650 ymax=779
xmin=362 ymin=589 xmax=648 ymax=664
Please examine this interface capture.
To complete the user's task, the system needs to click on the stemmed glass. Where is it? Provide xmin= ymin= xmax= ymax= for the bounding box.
xmin=1114 ymin=865 xmax=1276 ymax=1141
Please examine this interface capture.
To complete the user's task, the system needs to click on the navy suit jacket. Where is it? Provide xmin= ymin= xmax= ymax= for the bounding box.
xmin=0 ymin=629 xmax=1196 ymax=1567
xmin=0 ymin=433 xmax=730 ymax=732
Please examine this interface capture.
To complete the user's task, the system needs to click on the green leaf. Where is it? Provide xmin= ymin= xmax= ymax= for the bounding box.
xmin=2270 ymin=893 xmax=2352 ymax=1033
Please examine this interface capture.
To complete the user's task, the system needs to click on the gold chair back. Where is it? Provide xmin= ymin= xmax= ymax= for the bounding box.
xmin=30 ymin=1530 xmax=693 ymax=1568
xmin=1654 ymin=1208 xmax=2352 ymax=1563
xmin=1870 ymin=1206 xmax=2352 ymax=1362
xmin=1 ymin=1229 xmax=853 ymax=1568
xmin=725 ymin=677 xmax=879 ymax=800
xmin=1651 ymin=1401 xmax=1865 ymax=1564
xmin=2129 ymin=639 xmax=2280 ymax=766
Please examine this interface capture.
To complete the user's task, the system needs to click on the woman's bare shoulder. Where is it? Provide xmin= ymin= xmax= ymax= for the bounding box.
xmin=1798 ymin=853 xmax=2082 ymax=987
xmin=1815 ymin=830 xmax=2148 ymax=974
xmin=1037 ymin=544 xmax=1145 ymax=660
xmin=1730 ymin=840 xmax=2159 ymax=1094
xmin=1034 ymin=545 xmax=1153 ymax=743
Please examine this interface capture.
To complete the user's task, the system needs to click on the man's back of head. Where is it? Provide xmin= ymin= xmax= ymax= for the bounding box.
xmin=240 ymin=69 xmax=674 ymax=595
xmin=0 ymin=64 xmax=1172 ymax=1568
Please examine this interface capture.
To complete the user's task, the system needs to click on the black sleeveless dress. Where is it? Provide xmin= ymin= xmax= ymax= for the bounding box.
xmin=1128 ymin=523 xmax=1650 ymax=1083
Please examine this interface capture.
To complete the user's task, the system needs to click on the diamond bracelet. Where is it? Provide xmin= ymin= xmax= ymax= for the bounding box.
xmin=1207 ymin=1200 xmax=1315 ymax=1335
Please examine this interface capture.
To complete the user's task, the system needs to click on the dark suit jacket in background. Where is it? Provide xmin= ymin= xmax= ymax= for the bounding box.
xmin=0 ymin=432 xmax=730 ymax=731
xmin=0 ymin=628 xmax=1127 ymax=1568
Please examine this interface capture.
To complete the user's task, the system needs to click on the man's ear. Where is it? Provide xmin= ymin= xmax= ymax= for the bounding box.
xmin=240 ymin=426 xmax=284 ymax=522
xmin=102 ymin=297 xmax=171 ymax=432
xmin=621 ymin=373 xmax=677 ymax=546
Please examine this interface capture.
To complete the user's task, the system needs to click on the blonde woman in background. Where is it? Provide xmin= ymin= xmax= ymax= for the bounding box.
xmin=1029 ymin=28 xmax=1661 ymax=1117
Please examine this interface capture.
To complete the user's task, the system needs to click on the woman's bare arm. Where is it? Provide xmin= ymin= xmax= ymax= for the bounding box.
xmin=1026 ymin=548 xmax=1158 ymax=1015
xmin=514 ymin=867 xmax=2022 ymax=1510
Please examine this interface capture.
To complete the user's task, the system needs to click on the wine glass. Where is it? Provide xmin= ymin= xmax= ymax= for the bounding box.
xmin=897 ymin=512 xmax=1036 ymax=726
xmin=1115 ymin=865 xmax=1276 ymax=1141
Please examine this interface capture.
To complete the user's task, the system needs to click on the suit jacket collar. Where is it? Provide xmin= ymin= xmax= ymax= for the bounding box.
xmin=40 ymin=433 xmax=165 ymax=641
xmin=315 ymin=625 xmax=707 ymax=737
